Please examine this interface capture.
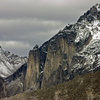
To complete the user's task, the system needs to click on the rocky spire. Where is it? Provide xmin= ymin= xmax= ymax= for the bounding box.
xmin=77 ymin=3 xmax=100 ymax=22
xmin=33 ymin=45 xmax=39 ymax=51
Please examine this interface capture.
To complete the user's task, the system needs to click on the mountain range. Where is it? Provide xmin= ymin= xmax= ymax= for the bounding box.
xmin=0 ymin=3 xmax=100 ymax=100
xmin=0 ymin=46 xmax=27 ymax=78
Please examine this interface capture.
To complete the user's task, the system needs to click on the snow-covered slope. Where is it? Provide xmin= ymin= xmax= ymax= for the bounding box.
xmin=0 ymin=46 xmax=27 ymax=78
xmin=67 ymin=4 xmax=100 ymax=75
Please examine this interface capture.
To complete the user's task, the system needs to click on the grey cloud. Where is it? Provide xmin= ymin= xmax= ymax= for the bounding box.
xmin=0 ymin=41 xmax=31 ymax=49
xmin=0 ymin=0 xmax=99 ymax=22
xmin=0 ymin=41 xmax=31 ymax=56
xmin=0 ymin=0 xmax=100 ymax=55
xmin=0 ymin=19 xmax=65 ymax=41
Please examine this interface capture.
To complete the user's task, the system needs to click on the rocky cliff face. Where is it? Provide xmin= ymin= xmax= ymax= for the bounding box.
xmin=42 ymin=31 xmax=77 ymax=87
xmin=0 ymin=78 xmax=6 ymax=98
xmin=0 ymin=46 xmax=27 ymax=97
xmin=5 ymin=63 xmax=27 ymax=97
xmin=24 ymin=4 xmax=100 ymax=90
xmin=25 ymin=46 xmax=40 ymax=90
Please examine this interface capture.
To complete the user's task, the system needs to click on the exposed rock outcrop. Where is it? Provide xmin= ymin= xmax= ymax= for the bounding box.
xmin=25 ymin=46 xmax=40 ymax=90
xmin=24 ymin=4 xmax=100 ymax=91
xmin=5 ymin=63 xmax=27 ymax=97
xmin=42 ymin=31 xmax=76 ymax=87
xmin=0 ymin=78 xmax=6 ymax=98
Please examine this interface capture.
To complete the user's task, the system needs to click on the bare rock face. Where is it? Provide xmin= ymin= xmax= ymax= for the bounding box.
xmin=25 ymin=45 xmax=40 ymax=90
xmin=42 ymin=31 xmax=76 ymax=87
xmin=5 ymin=63 xmax=27 ymax=97
xmin=0 ymin=78 xmax=6 ymax=98
xmin=24 ymin=4 xmax=100 ymax=91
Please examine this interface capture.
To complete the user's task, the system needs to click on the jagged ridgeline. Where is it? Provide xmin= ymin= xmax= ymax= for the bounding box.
xmin=0 ymin=46 xmax=27 ymax=97
xmin=25 ymin=3 xmax=100 ymax=90
xmin=0 ymin=3 xmax=100 ymax=100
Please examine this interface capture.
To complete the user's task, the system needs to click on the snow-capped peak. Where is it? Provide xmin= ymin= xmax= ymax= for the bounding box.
xmin=77 ymin=4 xmax=100 ymax=23
xmin=0 ymin=46 xmax=27 ymax=78
xmin=95 ymin=3 xmax=100 ymax=11
xmin=75 ymin=3 xmax=100 ymax=43
xmin=86 ymin=20 xmax=100 ymax=40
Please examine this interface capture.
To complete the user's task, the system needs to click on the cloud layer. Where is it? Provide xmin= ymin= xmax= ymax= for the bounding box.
xmin=0 ymin=0 xmax=100 ymax=56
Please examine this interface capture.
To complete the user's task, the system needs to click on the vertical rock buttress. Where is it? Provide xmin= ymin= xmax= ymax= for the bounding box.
xmin=42 ymin=36 xmax=76 ymax=88
xmin=24 ymin=47 xmax=40 ymax=90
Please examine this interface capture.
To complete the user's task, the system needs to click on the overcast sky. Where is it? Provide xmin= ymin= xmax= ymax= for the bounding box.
xmin=0 ymin=0 xmax=100 ymax=56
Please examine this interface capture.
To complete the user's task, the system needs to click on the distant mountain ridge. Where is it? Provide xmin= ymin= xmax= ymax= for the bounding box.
xmin=0 ymin=46 xmax=27 ymax=78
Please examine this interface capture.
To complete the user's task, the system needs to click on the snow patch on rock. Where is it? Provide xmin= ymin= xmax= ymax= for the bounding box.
xmin=0 ymin=47 xmax=27 ymax=78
